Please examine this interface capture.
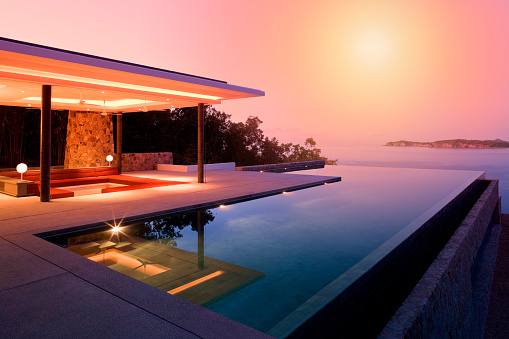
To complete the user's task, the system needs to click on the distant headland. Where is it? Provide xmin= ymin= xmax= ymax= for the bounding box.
xmin=384 ymin=139 xmax=509 ymax=149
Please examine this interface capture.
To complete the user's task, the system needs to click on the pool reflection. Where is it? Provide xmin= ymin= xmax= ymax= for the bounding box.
xmin=60 ymin=210 xmax=264 ymax=306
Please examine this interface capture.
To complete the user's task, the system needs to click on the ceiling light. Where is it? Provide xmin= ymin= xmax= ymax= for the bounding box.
xmin=21 ymin=97 xmax=156 ymax=108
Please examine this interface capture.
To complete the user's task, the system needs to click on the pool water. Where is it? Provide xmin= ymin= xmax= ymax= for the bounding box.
xmin=44 ymin=165 xmax=483 ymax=336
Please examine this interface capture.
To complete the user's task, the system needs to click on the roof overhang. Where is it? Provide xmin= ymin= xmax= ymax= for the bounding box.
xmin=0 ymin=37 xmax=264 ymax=113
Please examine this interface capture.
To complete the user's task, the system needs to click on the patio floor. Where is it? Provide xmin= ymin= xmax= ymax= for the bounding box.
xmin=0 ymin=169 xmax=339 ymax=339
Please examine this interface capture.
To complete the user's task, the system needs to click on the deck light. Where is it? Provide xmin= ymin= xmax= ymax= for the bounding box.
xmin=16 ymin=163 xmax=27 ymax=181
xmin=106 ymin=155 xmax=113 ymax=166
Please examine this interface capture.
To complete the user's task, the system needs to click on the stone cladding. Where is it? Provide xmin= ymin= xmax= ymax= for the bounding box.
xmin=64 ymin=111 xmax=114 ymax=168
xmin=380 ymin=180 xmax=501 ymax=339
xmin=121 ymin=152 xmax=173 ymax=172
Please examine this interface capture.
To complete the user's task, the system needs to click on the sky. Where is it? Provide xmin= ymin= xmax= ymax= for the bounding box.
xmin=1 ymin=0 xmax=509 ymax=147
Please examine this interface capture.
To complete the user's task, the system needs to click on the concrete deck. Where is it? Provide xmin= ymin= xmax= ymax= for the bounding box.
xmin=0 ymin=169 xmax=339 ymax=338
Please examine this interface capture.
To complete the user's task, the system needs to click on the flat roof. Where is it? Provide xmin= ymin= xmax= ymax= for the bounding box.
xmin=0 ymin=37 xmax=264 ymax=113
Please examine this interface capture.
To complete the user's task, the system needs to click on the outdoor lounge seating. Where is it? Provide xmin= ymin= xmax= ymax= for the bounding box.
xmin=0 ymin=167 xmax=187 ymax=199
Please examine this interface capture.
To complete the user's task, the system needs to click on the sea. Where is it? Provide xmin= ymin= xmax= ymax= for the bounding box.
xmin=322 ymin=145 xmax=509 ymax=213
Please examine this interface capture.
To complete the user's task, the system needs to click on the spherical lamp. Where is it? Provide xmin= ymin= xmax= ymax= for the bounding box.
xmin=16 ymin=163 xmax=28 ymax=181
xmin=106 ymin=155 xmax=113 ymax=167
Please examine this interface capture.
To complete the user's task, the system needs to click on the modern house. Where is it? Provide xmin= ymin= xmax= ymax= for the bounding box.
xmin=0 ymin=37 xmax=264 ymax=201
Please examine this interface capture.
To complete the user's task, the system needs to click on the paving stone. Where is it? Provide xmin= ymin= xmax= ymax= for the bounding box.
xmin=0 ymin=239 xmax=65 ymax=292
xmin=0 ymin=273 xmax=199 ymax=339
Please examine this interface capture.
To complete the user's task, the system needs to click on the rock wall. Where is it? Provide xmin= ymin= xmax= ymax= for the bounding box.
xmin=64 ymin=111 xmax=115 ymax=168
xmin=122 ymin=152 xmax=173 ymax=172
xmin=380 ymin=180 xmax=501 ymax=339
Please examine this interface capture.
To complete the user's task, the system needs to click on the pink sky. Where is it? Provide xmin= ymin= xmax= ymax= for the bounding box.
xmin=1 ymin=0 xmax=509 ymax=147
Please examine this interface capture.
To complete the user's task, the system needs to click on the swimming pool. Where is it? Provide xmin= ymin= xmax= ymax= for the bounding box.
xmin=42 ymin=165 xmax=484 ymax=337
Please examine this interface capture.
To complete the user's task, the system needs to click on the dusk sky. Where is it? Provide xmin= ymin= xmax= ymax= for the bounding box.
xmin=2 ymin=0 xmax=509 ymax=146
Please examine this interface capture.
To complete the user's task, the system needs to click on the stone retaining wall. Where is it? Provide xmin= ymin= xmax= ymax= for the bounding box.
xmin=278 ymin=178 xmax=495 ymax=339
xmin=235 ymin=160 xmax=325 ymax=173
xmin=122 ymin=152 xmax=173 ymax=172
xmin=380 ymin=180 xmax=501 ymax=338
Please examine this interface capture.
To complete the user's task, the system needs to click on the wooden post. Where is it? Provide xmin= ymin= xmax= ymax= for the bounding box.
xmin=198 ymin=103 xmax=205 ymax=183
xmin=116 ymin=113 xmax=122 ymax=174
xmin=40 ymin=85 xmax=52 ymax=202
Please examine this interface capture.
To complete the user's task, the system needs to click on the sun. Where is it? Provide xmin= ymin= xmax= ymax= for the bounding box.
xmin=353 ymin=27 xmax=395 ymax=66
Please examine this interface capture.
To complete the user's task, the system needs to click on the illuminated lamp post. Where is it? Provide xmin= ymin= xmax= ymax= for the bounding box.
xmin=106 ymin=155 xmax=113 ymax=167
xmin=16 ymin=163 xmax=28 ymax=181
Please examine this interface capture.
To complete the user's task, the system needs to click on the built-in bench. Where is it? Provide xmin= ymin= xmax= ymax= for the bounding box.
xmin=0 ymin=167 xmax=187 ymax=199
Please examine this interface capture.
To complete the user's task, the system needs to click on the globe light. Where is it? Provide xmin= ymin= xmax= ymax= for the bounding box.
xmin=106 ymin=155 xmax=113 ymax=166
xmin=16 ymin=163 xmax=28 ymax=181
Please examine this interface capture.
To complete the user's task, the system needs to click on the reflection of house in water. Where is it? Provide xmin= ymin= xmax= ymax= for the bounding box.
xmin=66 ymin=211 xmax=264 ymax=306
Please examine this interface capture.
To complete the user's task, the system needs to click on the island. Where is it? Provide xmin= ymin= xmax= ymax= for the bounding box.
xmin=384 ymin=139 xmax=509 ymax=149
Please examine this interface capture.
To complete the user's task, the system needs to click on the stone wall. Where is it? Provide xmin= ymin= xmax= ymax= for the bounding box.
xmin=379 ymin=180 xmax=501 ymax=339
xmin=64 ymin=111 xmax=114 ymax=168
xmin=235 ymin=160 xmax=325 ymax=173
xmin=122 ymin=152 xmax=173 ymax=172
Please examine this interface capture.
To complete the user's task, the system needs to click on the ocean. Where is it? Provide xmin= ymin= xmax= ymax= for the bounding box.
xmin=322 ymin=145 xmax=509 ymax=213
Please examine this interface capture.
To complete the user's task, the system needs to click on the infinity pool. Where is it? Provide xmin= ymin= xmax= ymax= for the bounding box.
xmin=43 ymin=165 xmax=483 ymax=337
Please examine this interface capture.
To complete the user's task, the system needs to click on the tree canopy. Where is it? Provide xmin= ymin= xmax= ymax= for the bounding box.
xmin=0 ymin=105 xmax=336 ymax=168
xmin=122 ymin=106 xmax=336 ymax=166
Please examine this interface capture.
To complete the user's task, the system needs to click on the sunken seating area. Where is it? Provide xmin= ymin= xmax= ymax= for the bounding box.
xmin=0 ymin=167 xmax=186 ymax=199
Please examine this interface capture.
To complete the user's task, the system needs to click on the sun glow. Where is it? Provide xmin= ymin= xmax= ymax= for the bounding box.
xmin=354 ymin=27 xmax=395 ymax=65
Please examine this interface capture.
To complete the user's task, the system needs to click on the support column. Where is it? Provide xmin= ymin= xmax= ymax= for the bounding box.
xmin=197 ymin=103 xmax=205 ymax=183
xmin=116 ymin=113 xmax=123 ymax=174
xmin=40 ymin=85 xmax=52 ymax=202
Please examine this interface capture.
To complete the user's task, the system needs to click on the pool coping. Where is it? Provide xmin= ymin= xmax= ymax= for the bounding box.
xmin=35 ymin=176 xmax=341 ymax=238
